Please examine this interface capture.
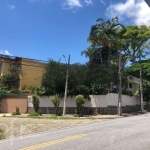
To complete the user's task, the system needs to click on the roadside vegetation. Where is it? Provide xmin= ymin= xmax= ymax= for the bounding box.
xmin=0 ymin=16 xmax=150 ymax=114
xmin=0 ymin=128 xmax=4 ymax=139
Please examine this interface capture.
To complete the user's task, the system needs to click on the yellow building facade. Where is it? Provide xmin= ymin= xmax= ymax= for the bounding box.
xmin=0 ymin=54 xmax=46 ymax=90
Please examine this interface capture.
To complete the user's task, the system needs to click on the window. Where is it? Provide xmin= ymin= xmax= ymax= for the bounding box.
xmin=10 ymin=62 xmax=15 ymax=68
xmin=129 ymin=83 xmax=132 ymax=89
xmin=17 ymin=79 xmax=20 ymax=87
xmin=18 ymin=63 xmax=22 ymax=70
xmin=0 ymin=62 xmax=2 ymax=74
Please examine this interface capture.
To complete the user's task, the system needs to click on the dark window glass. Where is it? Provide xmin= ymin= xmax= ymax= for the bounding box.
xmin=129 ymin=83 xmax=132 ymax=89
xmin=0 ymin=62 xmax=2 ymax=74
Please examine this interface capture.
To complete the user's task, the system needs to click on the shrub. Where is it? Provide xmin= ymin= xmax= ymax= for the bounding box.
xmin=30 ymin=86 xmax=46 ymax=96
xmin=73 ymin=114 xmax=79 ymax=117
xmin=12 ymin=112 xmax=18 ymax=115
xmin=50 ymin=114 xmax=59 ymax=119
xmin=10 ymin=89 xmax=20 ymax=94
xmin=122 ymin=90 xmax=133 ymax=97
xmin=72 ymin=85 xmax=90 ymax=99
xmin=32 ymin=95 xmax=40 ymax=113
xmin=0 ymin=128 xmax=4 ymax=139
xmin=75 ymin=95 xmax=86 ymax=117
xmin=0 ymin=88 xmax=8 ymax=100
xmin=51 ymin=95 xmax=61 ymax=115
xmin=11 ymin=106 xmax=21 ymax=115
xmin=16 ymin=106 xmax=20 ymax=114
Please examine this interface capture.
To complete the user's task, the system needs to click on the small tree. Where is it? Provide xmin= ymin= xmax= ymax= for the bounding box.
xmin=0 ymin=88 xmax=8 ymax=100
xmin=75 ymin=95 xmax=86 ymax=117
xmin=51 ymin=95 xmax=60 ymax=115
xmin=32 ymin=95 xmax=40 ymax=113
xmin=142 ymin=80 xmax=150 ymax=103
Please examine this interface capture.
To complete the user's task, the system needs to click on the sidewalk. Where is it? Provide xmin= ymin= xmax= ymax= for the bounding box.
xmin=0 ymin=111 xmax=148 ymax=118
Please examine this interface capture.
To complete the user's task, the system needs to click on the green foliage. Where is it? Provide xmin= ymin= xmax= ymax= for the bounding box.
xmin=42 ymin=60 xmax=91 ymax=97
xmin=71 ymin=85 xmax=90 ymax=99
xmin=30 ymin=86 xmax=46 ymax=96
xmin=28 ymin=111 xmax=40 ymax=117
xmin=73 ymin=114 xmax=79 ymax=117
xmin=42 ymin=59 xmax=66 ymax=97
xmin=88 ymin=17 xmax=125 ymax=64
xmin=32 ymin=95 xmax=40 ymax=113
xmin=16 ymin=106 xmax=20 ymax=115
xmin=0 ymin=88 xmax=8 ymax=100
xmin=11 ymin=112 xmax=18 ymax=115
xmin=134 ymin=89 xmax=140 ymax=96
xmin=75 ymin=95 xmax=86 ymax=105
xmin=122 ymin=90 xmax=133 ymax=97
xmin=12 ymin=106 xmax=21 ymax=115
xmin=41 ymin=18 xmax=150 ymax=98
xmin=51 ymin=95 xmax=61 ymax=115
xmin=143 ymin=80 xmax=150 ymax=103
xmin=75 ymin=95 xmax=86 ymax=117
xmin=123 ymin=25 xmax=150 ymax=63
xmin=126 ymin=59 xmax=150 ymax=80
xmin=1 ymin=64 xmax=22 ymax=90
xmin=0 ymin=128 xmax=4 ymax=139
xmin=50 ymin=114 xmax=59 ymax=119
xmin=91 ymin=84 xmax=106 ymax=95
xmin=84 ymin=17 xmax=124 ymax=93
xmin=9 ymin=89 xmax=20 ymax=94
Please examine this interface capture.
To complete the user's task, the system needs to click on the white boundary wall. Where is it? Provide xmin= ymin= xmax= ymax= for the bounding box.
xmin=28 ymin=93 xmax=140 ymax=108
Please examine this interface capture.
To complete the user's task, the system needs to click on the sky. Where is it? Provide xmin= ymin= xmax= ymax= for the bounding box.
xmin=0 ymin=0 xmax=150 ymax=64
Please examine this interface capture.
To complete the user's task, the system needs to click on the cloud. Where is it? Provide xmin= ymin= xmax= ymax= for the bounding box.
xmin=85 ymin=0 xmax=92 ymax=6
xmin=7 ymin=4 xmax=15 ymax=10
xmin=62 ymin=0 xmax=82 ymax=9
xmin=100 ymin=0 xmax=105 ymax=5
xmin=0 ymin=50 xmax=12 ymax=56
xmin=106 ymin=0 xmax=150 ymax=26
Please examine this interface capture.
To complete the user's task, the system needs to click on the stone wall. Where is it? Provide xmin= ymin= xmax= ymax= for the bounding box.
xmin=28 ymin=105 xmax=141 ymax=115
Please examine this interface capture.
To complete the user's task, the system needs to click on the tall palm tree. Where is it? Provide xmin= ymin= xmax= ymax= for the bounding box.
xmin=88 ymin=17 xmax=125 ymax=64
xmin=81 ymin=47 xmax=94 ymax=62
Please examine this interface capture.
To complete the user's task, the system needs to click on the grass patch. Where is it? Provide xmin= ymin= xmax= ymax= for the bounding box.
xmin=46 ymin=114 xmax=82 ymax=120
xmin=11 ymin=112 xmax=21 ymax=116
xmin=28 ymin=112 xmax=41 ymax=117
xmin=0 ymin=128 xmax=4 ymax=139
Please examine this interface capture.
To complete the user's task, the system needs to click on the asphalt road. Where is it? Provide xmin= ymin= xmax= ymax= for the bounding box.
xmin=0 ymin=113 xmax=150 ymax=150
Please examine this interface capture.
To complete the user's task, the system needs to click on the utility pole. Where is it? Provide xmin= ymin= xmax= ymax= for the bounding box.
xmin=139 ymin=58 xmax=144 ymax=113
xmin=118 ymin=50 xmax=122 ymax=116
xmin=63 ymin=55 xmax=70 ymax=116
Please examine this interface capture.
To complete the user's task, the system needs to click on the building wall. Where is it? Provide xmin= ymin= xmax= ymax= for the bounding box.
xmin=128 ymin=76 xmax=141 ymax=94
xmin=0 ymin=56 xmax=46 ymax=90
xmin=0 ymin=56 xmax=22 ymax=89
xmin=28 ymin=94 xmax=141 ymax=114
xmin=1 ymin=98 xmax=27 ymax=113
xmin=20 ymin=59 xmax=46 ymax=90
xmin=0 ymin=57 xmax=11 ymax=76
xmin=127 ymin=82 xmax=139 ymax=94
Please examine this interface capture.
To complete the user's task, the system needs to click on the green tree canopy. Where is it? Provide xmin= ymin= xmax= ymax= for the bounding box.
xmin=123 ymin=25 xmax=150 ymax=63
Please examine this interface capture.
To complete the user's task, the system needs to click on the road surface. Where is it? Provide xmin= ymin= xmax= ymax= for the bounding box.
xmin=0 ymin=113 xmax=150 ymax=150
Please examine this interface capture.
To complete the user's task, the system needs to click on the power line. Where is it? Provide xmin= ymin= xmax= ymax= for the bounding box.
xmin=0 ymin=54 xmax=49 ymax=63
xmin=1 ymin=61 xmax=46 ymax=69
